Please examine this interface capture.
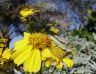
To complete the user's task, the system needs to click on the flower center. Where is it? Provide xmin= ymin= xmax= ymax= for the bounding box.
xmin=51 ymin=46 xmax=68 ymax=60
xmin=28 ymin=33 xmax=51 ymax=49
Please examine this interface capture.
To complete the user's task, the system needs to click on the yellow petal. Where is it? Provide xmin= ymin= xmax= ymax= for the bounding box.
xmin=0 ymin=43 xmax=6 ymax=47
xmin=56 ymin=61 xmax=63 ymax=69
xmin=0 ymin=58 xmax=5 ymax=65
xmin=45 ymin=58 xmax=53 ymax=67
xmin=14 ymin=46 xmax=31 ymax=66
xmin=63 ymin=58 xmax=74 ymax=68
xmin=0 ymin=48 xmax=3 ymax=55
xmin=23 ymin=54 xmax=32 ymax=72
xmin=50 ymin=27 xmax=59 ymax=34
xmin=14 ymin=40 xmax=28 ymax=51
xmin=51 ymin=41 xmax=56 ymax=47
xmin=14 ymin=40 xmax=23 ymax=46
xmin=11 ymin=45 xmax=29 ymax=59
xmin=42 ymin=57 xmax=46 ymax=61
xmin=24 ymin=32 xmax=30 ymax=40
xmin=28 ymin=49 xmax=41 ymax=73
xmin=20 ymin=8 xmax=33 ymax=17
xmin=42 ymin=48 xmax=53 ymax=58
xmin=2 ymin=48 xmax=11 ymax=59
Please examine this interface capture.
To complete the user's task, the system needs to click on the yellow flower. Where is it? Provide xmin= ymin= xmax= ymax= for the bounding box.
xmin=2 ymin=48 xmax=11 ymax=59
xmin=0 ymin=48 xmax=3 ymax=55
xmin=20 ymin=8 xmax=39 ymax=18
xmin=11 ymin=32 xmax=54 ymax=73
xmin=45 ymin=46 xmax=74 ymax=69
xmin=50 ymin=27 xmax=60 ymax=34
xmin=0 ymin=38 xmax=8 ymax=48
xmin=0 ymin=38 xmax=11 ymax=64
xmin=20 ymin=8 xmax=33 ymax=18
xmin=0 ymin=38 xmax=8 ymax=43
xmin=63 ymin=58 xmax=74 ymax=68
xmin=0 ymin=48 xmax=11 ymax=65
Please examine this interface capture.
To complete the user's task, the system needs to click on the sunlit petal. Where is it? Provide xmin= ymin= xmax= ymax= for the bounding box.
xmin=14 ymin=40 xmax=28 ymax=51
xmin=45 ymin=58 xmax=53 ymax=67
xmin=11 ymin=46 xmax=29 ymax=59
xmin=14 ymin=46 xmax=32 ymax=66
xmin=56 ymin=61 xmax=63 ymax=69
xmin=2 ymin=48 xmax=11 ymax=59
xmin=63 ymin=58 xmax=74 ymax=68
xmin=23 ymin=53 xmax=31 ymax=72
xmin=0 ymin=48 xmax=3 ymax=55
xmin=42 ymin=48 xmax=53 ymax=58
xmin=28 ymin=49 xmax=41 ymax=73
xmin=24 ymin=32 xmax=30 ymax=40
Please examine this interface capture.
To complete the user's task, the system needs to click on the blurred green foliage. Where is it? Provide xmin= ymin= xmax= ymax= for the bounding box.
xmin=71 ymin=28 xmax=93 ymax=41
xmin=85 ymin=10 xmax=96 ymax=32
xmin=70 ymin=10 xmax=96 ymax=41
